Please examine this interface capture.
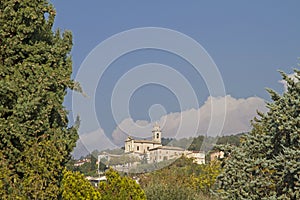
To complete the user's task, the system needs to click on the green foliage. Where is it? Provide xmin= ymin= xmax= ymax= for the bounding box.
xmin=129 ymin=158 xmax=176 ymax=174
xmin=162 ymin=134 xmax=242 ymax=152
xmin=74 ymin=155 xmax=98 ymax=176
xmin=61 ymin=169 xmax=101 ymax=200
xmin=62 ymin=168 xmax=147 ymax=200
xmin=108 ymin=154 xmax=140 ymax=166
xmin=217 ymin=69 xmax=300 ymax=199
xmin=193 ymin=161 xmax=221 ymax=193
xmin=139 ymin=156 xmax=220 ymax=200
xmin=74 ymin=162 xmax=97 ymax=177
xmin=144 ymin=182 xmax=204 ymax=200
xmin=0 ymin=151 xmax=20 ymax=199
xmin=100 ymin=148 xmax=124 ymax=155
xmin=65 ymin=157 xmax=77 ymax=172
xmin=0 ymin=0 xmax=78 ymax=198
xmin=99 ymin=168 xmax=146 ymax=200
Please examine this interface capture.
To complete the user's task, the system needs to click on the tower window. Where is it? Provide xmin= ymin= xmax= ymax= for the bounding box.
xmin=157 ymin=133 xmax=159 ymax=139
xmin=137 ymin=146 xmax=139 ymax=151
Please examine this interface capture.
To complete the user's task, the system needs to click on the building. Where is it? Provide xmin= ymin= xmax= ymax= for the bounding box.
xmin=186 ymin=151 xmax=206 ymax=164
xmin=148 ymin=146 xmax=185 ymax=163
xmin=98 ymin=123 xmax=206 ymax=171
xmin=74 ymin=158 xmax=91 ymax=167
xmin=124 ymin=123 xmax=205 ymax=164
xmin=124 ymin=123 xmax=162 ymax=154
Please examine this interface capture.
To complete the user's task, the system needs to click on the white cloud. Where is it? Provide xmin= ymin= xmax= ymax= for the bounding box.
xmin=111 ymin=95 xmax=268 ymax=145
xmin=74 ymin=95 xmax=268 ymax=154
xmin=279 ymin=73 xmax=298 ymax=92
xmin=72 ymin=128 xmax=117 ymax=158
xmin=111 ymin=119 xmax=153 ymax=145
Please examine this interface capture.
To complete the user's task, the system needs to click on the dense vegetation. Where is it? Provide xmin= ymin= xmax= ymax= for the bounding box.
xmin=99 ymin=168 xmax=146 ymax=200
xmin=217 ymin=70 xmax=300 ymax=199
xmin=0 ymin=0 xmax=78 ymax=198
xmin=62 ymin=168 xmax=146 ymax=200
xmin=67 ymin=155 xmax=99 ymax=177
xmin=162 ymin=133 xmax=243 ymax=151
xmin=1 ymin=0 xmax=299 ymax=199
xmin=138 ymin=156 xmax=220 ymax=200
xmin=61 ymin=169 xmax=102 ymax=199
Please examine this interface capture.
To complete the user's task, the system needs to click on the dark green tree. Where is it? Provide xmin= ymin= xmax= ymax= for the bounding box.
xmin=74 ymin=154 xmax=98 ymax=176
xmin=217 ymin=69 xmax=300 ymax=199
xmin=0 ymin=0 xmax=78 ymax=198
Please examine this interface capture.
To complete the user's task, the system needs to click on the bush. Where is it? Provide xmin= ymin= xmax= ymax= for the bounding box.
xmin=61 ymin=169 xmax=101 ymax=200
xmin=99 ymin=168 xmax=146 ymax=200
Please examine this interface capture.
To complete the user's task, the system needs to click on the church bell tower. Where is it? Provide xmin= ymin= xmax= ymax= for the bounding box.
xmin=152 ymin=122 xmax=162 ymax=143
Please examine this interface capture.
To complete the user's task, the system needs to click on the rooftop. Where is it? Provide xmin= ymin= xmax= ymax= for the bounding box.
xmin=149 ymin=146 xmax=185 ymax=151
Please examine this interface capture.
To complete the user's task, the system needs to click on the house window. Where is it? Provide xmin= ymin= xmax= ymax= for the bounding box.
xmin=137 ymin=146 xmax=140 ymax=151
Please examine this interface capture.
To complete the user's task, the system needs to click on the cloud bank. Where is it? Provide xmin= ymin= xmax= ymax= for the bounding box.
xmin=72 ymin=73 xmax=299 ymax=158
xmin=73 ymin=128 xmax=117 ymax=158
xmin=111 ymin=95 xmax=268 ymax=145
xmin=73 ymin=95 xmax=268 ymax=157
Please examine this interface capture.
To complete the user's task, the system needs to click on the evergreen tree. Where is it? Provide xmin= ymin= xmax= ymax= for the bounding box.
xmin=0 ymin=0 xmax=78 ymax=198
xmin=217 ymin=69 xmax=300 ymax=199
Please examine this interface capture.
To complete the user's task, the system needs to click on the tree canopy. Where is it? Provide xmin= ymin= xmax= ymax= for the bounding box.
xmin=0 ymin=0 xmax=78 ymax=198
xmin=99 ymin=168 xmax=146 ymax=200
xmin=139 ymin=156 xmax=220 ymax=200
xmin=217 ymin=69 xmax=300 ymax=199
xmin=61 ymin=169 xmax=102 ymax=200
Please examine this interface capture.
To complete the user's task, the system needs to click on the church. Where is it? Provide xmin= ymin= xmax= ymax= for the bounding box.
xmin=97 ymin=124 xmax=205 ymax=173
xmin=124 ymin=123 xmax=162 ymax=154
xmin=123 ymin=123 xmax=205 ymax=164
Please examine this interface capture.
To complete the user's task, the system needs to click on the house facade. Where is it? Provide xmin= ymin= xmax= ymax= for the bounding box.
xmin=148 ymin=146 xmax=185 ymax=163
xmin=186 ymin=151 xmax=206 ymax=164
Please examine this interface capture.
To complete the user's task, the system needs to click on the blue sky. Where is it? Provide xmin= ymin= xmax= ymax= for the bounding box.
xmin=50 ymin=1 xmax=300 ymax=155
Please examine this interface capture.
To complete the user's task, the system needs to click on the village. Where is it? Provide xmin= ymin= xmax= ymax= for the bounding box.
xmin=98 ymin=123 xmax=206 ymax=171
xmin=73 ymin=123 xmax=225 ymax=181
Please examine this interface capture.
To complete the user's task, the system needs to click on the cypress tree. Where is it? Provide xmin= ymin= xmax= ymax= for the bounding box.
xmin=217 ymin=69 xmax=300 ymax=199
xmin=0 ymin=0 xmax=78 ymax=198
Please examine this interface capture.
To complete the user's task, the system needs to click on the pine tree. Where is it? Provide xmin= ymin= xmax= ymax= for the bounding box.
xmin=0 ymin=0 xmax=78 ymax=198
xmin=217 ymin=69 xmax=300 ymax=199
